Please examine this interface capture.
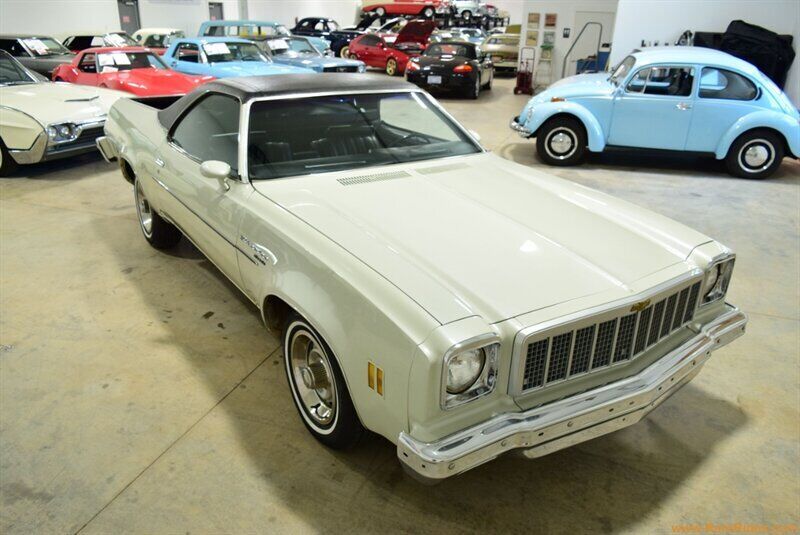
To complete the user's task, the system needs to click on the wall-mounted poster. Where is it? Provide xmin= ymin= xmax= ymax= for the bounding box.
xmin=526 ymin=30 xmax=539 ymax=47
xmin=545 ymin=13 xmax=557 ymax=28
xmin=543 ymin=31 xmax=556 ymax=46
xmin=527 ymin=13 xmax=541 ymax=27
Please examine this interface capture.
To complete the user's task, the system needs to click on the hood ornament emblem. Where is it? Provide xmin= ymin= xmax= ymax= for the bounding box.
xmin=630 ymin=299 xmax=651 ymax=312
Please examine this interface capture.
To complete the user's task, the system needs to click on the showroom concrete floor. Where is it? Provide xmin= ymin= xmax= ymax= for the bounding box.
xmin=1 ymin=74 xmax=799 ymax=534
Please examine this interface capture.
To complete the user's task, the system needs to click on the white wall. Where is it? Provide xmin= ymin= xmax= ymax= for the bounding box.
xmin=611 ymin=0 xmax=800 ymax=105
xmin=521 ymin=0 xmax=619 ymax=80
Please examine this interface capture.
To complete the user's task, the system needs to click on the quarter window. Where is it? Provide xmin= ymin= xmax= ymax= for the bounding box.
xmin=171 ymin=94 xmax=240 ymax=171
xmin=626 ymin=66 xmax=694 ymax=96
xmin=699 ymin=67 xmax=757 ymax=100
xmin=176 ymin=43 xmax=200 ymax=62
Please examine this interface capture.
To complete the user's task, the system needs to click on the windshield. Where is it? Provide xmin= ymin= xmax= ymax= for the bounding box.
xmin=106 ymin=32 xmax=137 ymax=46
xmin=460 ymin=29 xmax=483 ymax=37
xmin=327 ymin=20 xmax=340 ymax=31
xmin=267 ymin=37 xmax=318 ymax=57
xmin=610 ymin=55 xmax=636 ymax=84
xmin=248 ymin=92 xmax=481 ymax=180
xmin=203 ymin=42 xmax=268 ymax=62
xmin=0 ymin=53 xmax=37 ymax=85
xmin=425 ymin=43 xmax=472 ymax=58
xmin=98 ymin=51 xmax=167 ymax=71
xmin=23 ymin=37 xmax=70 ymax=56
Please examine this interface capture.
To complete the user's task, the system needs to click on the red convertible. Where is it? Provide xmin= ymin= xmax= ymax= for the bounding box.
xmin=52 ymin=47 xmax=213 ymax=96
xmin=348 ymin=19 xmax=434 ymax=75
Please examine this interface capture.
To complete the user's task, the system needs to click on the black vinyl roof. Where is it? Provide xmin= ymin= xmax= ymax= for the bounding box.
xmin=158 ymin=74 xmax=417 ymax=130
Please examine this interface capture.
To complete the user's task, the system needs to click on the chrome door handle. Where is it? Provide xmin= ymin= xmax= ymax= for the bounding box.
xmin=154 ymin=157 xmax=165 ymax=167
xmin=676 ymin=102 xmax=692 ymax=110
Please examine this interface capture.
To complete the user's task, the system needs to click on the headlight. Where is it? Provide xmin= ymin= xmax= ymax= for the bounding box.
xmin=358 ymin=63 xmax=366 ymax=73
xmin=701 ymin=255 xmax=735 ymax=305
xmin=47 ymin=123 xmax=79 ymax=143
xmin=442 ymin=336 xmax=499 ymax=409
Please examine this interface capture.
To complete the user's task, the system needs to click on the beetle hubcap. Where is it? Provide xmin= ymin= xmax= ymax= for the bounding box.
xmin=545 ymin=127 xmax=577 ymax=159
xmin=135 ymin=181 xmax=153 ymax=236
xmin=290 ymin=329 xmax=336 ymax=426
xmin=739 ymin=140 xmax=773 ymax=171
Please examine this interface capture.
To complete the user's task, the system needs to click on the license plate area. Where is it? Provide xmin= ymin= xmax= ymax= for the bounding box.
xmin=428 ymin=75 xmax=442 ymax=84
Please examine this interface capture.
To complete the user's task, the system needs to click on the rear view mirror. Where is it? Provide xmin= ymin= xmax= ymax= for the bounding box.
xmin=200 ymin=160 xmax=231 ymax=180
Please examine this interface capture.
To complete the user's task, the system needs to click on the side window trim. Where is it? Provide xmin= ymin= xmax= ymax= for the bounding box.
xmin=697 ymin=66 xmax=759 ymax=101
xmin=625 ymin=64 xmax=695 ymax=98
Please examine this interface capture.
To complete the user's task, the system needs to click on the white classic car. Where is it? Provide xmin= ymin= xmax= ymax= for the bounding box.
xmin=97 ymin=74 xmax=747 ymax=482
xmin=0 ymin=50 xmax=125 ymax=176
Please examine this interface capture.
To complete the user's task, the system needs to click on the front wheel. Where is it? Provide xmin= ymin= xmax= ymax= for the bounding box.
xmin=339 ymin=45 xmax=350 ymax=58
xmin=483 ymin=71 xmax=493 ymax=89
xmin=283 ymin=313 xmax=364 ymax=449
xmin=134 ymin=178 xmax=181 ymax=249
xmin=385 ymin=57 xmax=398 ymax=76
xmin=375 ymin=6 xmax=386 ymax=16
xmin=461 ymin=9 xmax=472 ymax=18
xmin=535 ymin=116 xmax=587 ymax=166
xmin=0 ymin=138 xmax=19 ymax=177
xmin=422 ymin=6 xmax=434 ymax=17
xmin=725 ymin=130 xmax=784 ymax=179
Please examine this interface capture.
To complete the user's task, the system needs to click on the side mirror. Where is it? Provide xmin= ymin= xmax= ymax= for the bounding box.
xmin=200 ymin=160 xmax=231 ymax=187
xmin=468 ymin=129 xmax=481 ymax=142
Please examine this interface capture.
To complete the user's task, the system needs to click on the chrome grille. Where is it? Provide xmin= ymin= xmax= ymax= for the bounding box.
xmin=519 ymin=278 xmax=703 ymax=393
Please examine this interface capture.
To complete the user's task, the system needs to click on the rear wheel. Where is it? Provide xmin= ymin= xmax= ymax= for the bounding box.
xmin=339 ymin=45 xmax=350 ymax=58
xmin=725 ymin=129 xmax=784 ymax=179
xmin=467 ymin=75 xmax=480 ymax=99
xmin=0 ymin=138 xmax=19 ymax=177
xmin=422 ymin=6 xmax=434 ymax=17
xmin=535 ymin=116 xmax=587 ymax=166
xmin=483 ymin=71 xmax=493 ymax=89
xmin=134 ymin=178 xmax=181 ymax=249
xmin=375 ymin=6 xmax=386 ymax=16
xmin=283 ymin=313 xmax=364 ymax=449
xmin=385 ymin=57 xmax=398 ymax=76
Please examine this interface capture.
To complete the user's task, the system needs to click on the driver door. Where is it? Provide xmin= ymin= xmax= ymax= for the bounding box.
xmin=75 ymin=53 xmax=99 ymax=85
xmin=155 ymin=93 xmax=250 ymax=286
xmin=608 ymin=65 xmax=696 ymax=150
xmin=169 ymin=42 xmax=204 ymax=75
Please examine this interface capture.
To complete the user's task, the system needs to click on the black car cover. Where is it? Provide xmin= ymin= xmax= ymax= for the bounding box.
xmin=718 ymin=20 xmax=795 ymax=89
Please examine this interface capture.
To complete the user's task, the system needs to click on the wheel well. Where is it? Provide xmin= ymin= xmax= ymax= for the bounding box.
xmin=120 ymin=159 xmax=135 ymax=184
xmin=263 ymin=295 xmax=294 ymax=332
xmin=731 ymin=127 xmax=792 ymax=158
xmin=533 ymin=113 xmax=588 ymax=139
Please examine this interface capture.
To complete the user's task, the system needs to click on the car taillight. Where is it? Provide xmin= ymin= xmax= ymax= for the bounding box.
xmin=407 ymin=60 xmax=420 ymax=71
xmin=453 ymin=64 xmax=473 ymax=73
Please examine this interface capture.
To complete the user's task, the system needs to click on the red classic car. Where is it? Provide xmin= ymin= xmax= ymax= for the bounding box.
xmin=51 ymin=47 xmax=213 ymax=96
xmin=361 ymin=0 xmax=452 ymax=18
xmin=348 ymin=19 xmax=435 ymax=75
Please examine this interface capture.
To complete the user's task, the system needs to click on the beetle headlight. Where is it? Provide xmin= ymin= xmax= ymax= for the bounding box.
xmin=701 ymin=255 xmax=735 ymax=305
xmin=47 ymin=123 xmax=79 ymax=143
xmin=442 ymin=336 xmax=499 ymax=409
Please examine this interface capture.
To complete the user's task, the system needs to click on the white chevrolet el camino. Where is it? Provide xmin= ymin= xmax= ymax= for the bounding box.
xmin=97 ymin=74 xmax=747 ymax=482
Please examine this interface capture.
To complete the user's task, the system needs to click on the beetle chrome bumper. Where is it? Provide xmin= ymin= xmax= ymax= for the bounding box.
xmin=397 ymin=304 xmax=747 ymax=482
xmin=509 ymin=116 xmax=532 ymax=137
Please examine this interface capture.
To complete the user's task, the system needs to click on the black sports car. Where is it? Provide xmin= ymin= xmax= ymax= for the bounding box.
xmin=291 ymin=17 xmax=363 ymax=58
xmin=0 ymin=35 xmax=74 ymax=77
xmin=405 ymin=41 xmax=493 ymax=99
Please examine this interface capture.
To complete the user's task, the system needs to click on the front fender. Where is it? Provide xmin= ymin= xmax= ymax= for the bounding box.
xmin=715 ymin=110 xmax=800 ymax=159
xmin=0 ymin=107 xmax=43 ymax=151
xmin=521 ymin=101 xmax=606 ymax=152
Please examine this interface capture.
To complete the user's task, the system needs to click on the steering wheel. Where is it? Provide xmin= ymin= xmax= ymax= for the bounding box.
xmin=388 ymin=133 xmax=428 ymax=147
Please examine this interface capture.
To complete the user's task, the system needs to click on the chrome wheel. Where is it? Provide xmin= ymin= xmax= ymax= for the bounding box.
xmin=738 ymin=138 xmax=775 ymax=173
xmin=288 ymin=327 xmax=337 ymax=428
xmin=544 ymin=127 xmax=577 ymax=160
xmin=134 ymin=180 xmax=153 ymax=238
xmin=386 ymin=58 xmax=397 ymax=76
xmin=340 ymin=45 xmax=349 ymax=58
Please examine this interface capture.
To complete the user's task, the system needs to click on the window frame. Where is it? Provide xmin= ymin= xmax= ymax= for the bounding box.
xmin=167 ymin=92 xmax=244 ymax=178
xmin=624 ymin=64 xmax=696 ymax=98
xmin=697 ymin=66 xmax=759 ymax=102
xmin=175 ymin=42 xmax=203 ymax=63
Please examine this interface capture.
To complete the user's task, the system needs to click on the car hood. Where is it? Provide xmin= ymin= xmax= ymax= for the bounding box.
xmin=272 ymin=56 xmax=363 ymax=71
xmin=538 ymin=72 xmax=615 ymax=99
xmin=395 ymin=20 xmax=436 ymax=45
xmin=252 ymin=153 xmax=711 ymax=324
xmin=28 ymin=54 xmax=75 ymax=68
xmin=111 ymin=69 xmax=211 ymax=94
xmin=209 ymin=61 xmax=313 ymax=77
xmin=0 ymin=82 xmax=125 ymax=125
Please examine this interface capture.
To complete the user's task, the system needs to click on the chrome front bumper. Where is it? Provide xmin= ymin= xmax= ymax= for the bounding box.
xmin=95 ymin=136 xmax=118 ymax=163
xmin=397 ymin=305 xmax=747 ymax=482
xmin=509 ymin=116 xmax=532 ymax=137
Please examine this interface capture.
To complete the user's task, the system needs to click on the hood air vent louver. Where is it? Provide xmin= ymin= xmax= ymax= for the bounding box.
xmin=337 ymin=170 xmax=411 ymax=186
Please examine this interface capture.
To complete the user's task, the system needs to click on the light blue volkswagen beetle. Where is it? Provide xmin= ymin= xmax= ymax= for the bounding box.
xmin=511 ymin=47 xmax=799 ymax=178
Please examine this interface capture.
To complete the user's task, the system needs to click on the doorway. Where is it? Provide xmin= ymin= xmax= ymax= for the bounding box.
xmin=209 ymin=2 xmax=224 ymax=21
xmin=568 ymin=11 xmax=615 ymax=75
xmin=117 ymin=0 xmax=141 ymax=34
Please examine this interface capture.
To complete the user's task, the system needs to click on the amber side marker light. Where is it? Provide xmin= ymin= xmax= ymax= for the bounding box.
xmin=368 ymin=362 xmax=384 ymax=396
xmin=550 ymin=97 xmax=566 ymax=102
